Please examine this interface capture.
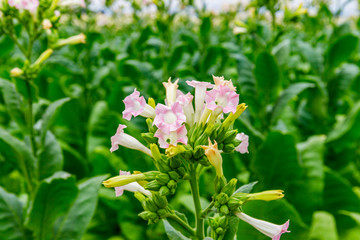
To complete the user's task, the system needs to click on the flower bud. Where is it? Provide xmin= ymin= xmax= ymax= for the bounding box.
xmin=168 ymin=171 xmax=180 ymax=181
xmin=148 ymin=97 xmax=156 ymax=108
xmin=156 ymin=173 xmax=170 ymax=185
xmin=215 ymin=176 xmax=227 ymax=194
xmin=227 ymin=197 xmax=241 ymax=211
xmin=138 ymin=211 xmax=151 ymax=220
xmin=103 ymin=173 xmax=145 ymax=188
xmin=193 ymin=145 xmax=205 ymax=159
xmin=223 ymin=143 xmax=235 ymax=153
xmin=157 ymin=209 xmax=168 ymax=218
xmin=176 ymin=167 xmax=186 ymax=178
xmin=216 ymin=227 xmax=224 ymax=235
xmin=31 ymin=49 xmax=54 ymax=69
xmin=218 ymin=216 xmax=228 ymax=228
xmin=202 ymin=139 xmax=223 ymax=178
xmin=10 ymin=67 xmax=23 ymax=77
xmin=146 ymin=118 xmax=155 ymax=132
xmin=223 ymin=130 xmax=238 ymax=144
xmin=145 ymin=180 xmax=161 ymax=191
xmin=159 ymin=186 xmax=170 ymax=196
xmin=222 ymin=103 xmax=247 ymax=129
xmin=169 ymin=156 xmax=181 ymax=169
xmin=166 ymin=145 xmax=186 ymax=157
xmin=147 ymin=212 xmax=158 ymax=220
xmin=215 ymin=193 xmax=229 ymax=205
xmin=220 ymin=205 xmax=230 ymax=215
xmin=54 ymin=33 xmax=86 ymax=48
xmin=198 ymin=155 xmax=211 ymax=167
xmin=143 ymin=171 xmax=159 ymax=181
xmin=42 ymin=19 xmax=52 ymax=29
xmin=167 ymin=180 xmax=177 ymax=189
xmin=248 ymin=190 xmax=284 ymax=201
xmin=150 ymin=144 xmax=162 ymax=161
xmin=145 ymin=198 xmax=158 ymax=212
xmin=153 ymin=193 xmax=168 ymax=209
xmin=221 ymin=178 xmax=237 ymax=196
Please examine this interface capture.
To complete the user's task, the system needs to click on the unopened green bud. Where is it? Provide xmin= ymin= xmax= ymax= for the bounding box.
xmin=221 ymin=178 xmax=237 ymax=196
xmin=218 ymin=216 xmax=228 ymax=228
xmin=169 ymin=156 xmax=181 ymax=169
xmin=141 ymin=132 xmax=157 ymax=144
xmin=144 ymin=171 xmax=159 ymax=181
xmin=215 ymin=176 xmax=227 ymax=193
xmin=198 ymin=155 xmax=210 ymax=166
xmin=168 ymin=171 xmax=180 ymax=181
xmin=223 ymin=143 xmax=235 ymax=153
xmin=218 ymin=143 xmax=224 ymax=150
xmin=232 ymin=192 xmax=249 ymax=204
xmin=166 ymin=145 xmax=186 ymax=157
xmin=193 ymin=145 xmax=205 ymax=159
xmin=147 ymin=212 xmax=158 ymax=220
xmin=159 ymin=186 xmax=170 ymax=196
xmin=220 ymin=205 xmax=229 ymax=215
xmin=170 ymin=188 xmax=176 ymax=194
xmin=223 ymin=130 xmax=238 ymax=144
xmin=145 ymin=180 xmax=161 ymax=191
xmin=232 ymin=139 xmax=242 ymax=147
xmin=157 ymin=209 xmax=168 ymax=218
xmin=215 ymin=193 xmax=229 ymax=205
xmin=215 ymin=128 xmax=226 ymax=143
xmin=167 ymin=180 xmax=177 ymax=189
xmin=227 ymin=197 xmax=241 ymax=211
xmin=134 ymin=192 xmax=146 ymax=205
xmin=145 ymin=198 xmax=158 ymax=212
xmin=146 ymin=118 xmax=155 ymax=132
xmin=156 ymin=173 xmax=170 ymax=185
xmin=138 ymin=211 xmax=151 ymax=220
xmin=216 ymin=227 xmax=224 ymax=235
xmin=176 ymin=167 xmax=186 ymax=178
xmin=153 ymin=193 xmax=168 ymax=209
xmin=150 ymin=144 xmax=162 ymax=161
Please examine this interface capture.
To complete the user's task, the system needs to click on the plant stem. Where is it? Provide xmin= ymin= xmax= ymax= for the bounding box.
xmin=168 ymin=214 xmax=196 ymax=236
xmin=189 ymin=164 xmax=204 ymax=239
xmin=200 ymin=201 xmax=214 ymax=219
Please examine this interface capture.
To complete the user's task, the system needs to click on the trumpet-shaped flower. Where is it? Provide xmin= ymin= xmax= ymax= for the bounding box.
xmin=186 ymin=80 xmax=214 ymax=122
xmin=58 ymin=0 xmax=85 ymax=8
xmin=163 ymin=78 xmax=179 ymax=106
xmin=202 ymin=139 xmax=223 ymax=178
xmin=153 ymin=103 xmax=186 ymax=133
xmin=154 ymin=125 xmax=188 ymax=148
xmin=8 ymin=0 xmax=39 ymax=12
xmin=205 ymin=85 xmax=239 ymax=114
xmin=177 ymin=91 xmax=195 ymax=126
xmin=115 ymin=171 xmax=151 ymax=197
xmin=110 ymin=124 xmax=152 ymax=157
xmin=234 ymin=133 xmax=249 ymax=154
xmin=213 ymin=75 xmax=237 ymax=91
xmin=122 ymin=89 xmax=155 ymax=120
xmin=235 ymin=212 xmax=290 ymax=240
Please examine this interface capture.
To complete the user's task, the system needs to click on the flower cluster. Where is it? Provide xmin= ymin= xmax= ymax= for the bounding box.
xmin=103 ymin=76 xmax=290 ymax=240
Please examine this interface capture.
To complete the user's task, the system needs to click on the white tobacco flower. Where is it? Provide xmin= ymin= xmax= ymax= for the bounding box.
xmin=235 ymin=212 xmax=290 ymax=240
xmin=110 ymin=124 xmax=152 ymax=157
xmin=115 ymin=171 xmax=151 ymax=197
xmin=186 ymin=80 xmax=214 ymax=122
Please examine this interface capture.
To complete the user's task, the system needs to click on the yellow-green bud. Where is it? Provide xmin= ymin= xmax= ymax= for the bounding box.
xmin=223 ymin=130 xmax=238 ymax=144
xmin=138 ymin=211 xmax=151 ymax=220
xmin=215 ymin=193 xmax=229 ymax=205
xmin=153 ymin=193 xmax=168 ymax=209
xmin=10 ymin=67 xmax=23 ymax=77
xmin=145 ymin=198 xmax=158 ymax=212
xmin=216 ymin=227 xmax=224 ymax=235
xmin=176 ymin=167 xmax=186 ymax=178
xmin=220 ymin=205 xmax=229 ymax=215
xmin=248 ymin=190 xmax=284 ymax=201
xmin=141 ymin=132 xmax=157 ymax=144
xmin=157 ymin=209 xmax=168 ymax=218
xmin=167 ymin=180 xmax=177 ymax=189
xmin=221 ymin=178 xmax=237 ymax=196
xmin=146 ymin=118 xmax=155 ymax=132
xmin=145 ymin=180 xmax=161 ymax=191
xmin=159 ymin=186 xmax=170 ymax=196
xmin=168 ymin=171 xmax=180 ymax=181
xmin=156 ymin=173 xmax=170 ymax=185
xmin=144 ymin=171 xmax=159 ymax=181
xmin=193 ymin=145 xmax=205 ymax=159
xmin=169 ymin=156 xmax=181 ymax=169
xmin=223 ymin=143 xmax=235 ymax=153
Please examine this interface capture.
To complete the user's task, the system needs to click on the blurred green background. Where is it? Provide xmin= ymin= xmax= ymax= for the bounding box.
xmin=1 ymin=0 xmax=360 ymax=239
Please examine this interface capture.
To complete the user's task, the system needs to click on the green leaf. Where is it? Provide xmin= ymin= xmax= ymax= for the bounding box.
xmin=40 ymin=97 xmax=70 ymax=144
xmin=38 ymin=131 xmax=63 ymax=180
xmin=0 ymin=79 xmax=26 ymax=128
xmin=163 ymin=219 xmax=190 ymax=240
xmin=200 ymin=16 xmax=211 ymax=37
xmin=25 ymin=171 xmax=78 ymax=240
xmin=254 ymin=52 xmax=280 ymax=104
xmin=0 ymin=127 xmax=37 ymax=186
xmin=327 ymin=34 xmax=359 ymax=70
xmin=168 ymin=44 xmax=185 ymax=72
xmin=251 ymin=132 xmax=302 ymax=189
xmin=327 ymin=101 xmax=360 ymax=151
xmin=53 ymin=175 xmax=108 ymax=240
xmin=0 ymin=186 xmax=27 ymax=240
xmin=287 ymin=135 xmax=326 ymax=223
xmin=271 ymin=82 xmax=315 ymax=125
xmin=339 ymin=211 xmax=360 ymax=225
xmin=296 ymin=40 xmax=323 ymax=74
xmin=308 ymin=211 xmax=338 ymax=240
xmin=233 ymin=181 xmax=258 ymax=194
xmin=237 ymin=200 xmax=308 ymax=240
xmin=272 ymin=39 xmax=290 ymax=67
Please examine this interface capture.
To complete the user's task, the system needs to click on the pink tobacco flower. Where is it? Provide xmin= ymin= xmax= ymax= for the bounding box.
xmin=176 ymin=91 xmax=195 ymax=126
xmin=8 ymin=0 xmax=39 ymax=12
xmin=122 ymin=89 xmax=155 ymax=120
xmin=110 ymin=124 xmax=152 ymax=157
xmin=205 ymin=85 xmax=239 ymax=114
xmin=186 ymin=80 xmax=214 ymax=122
xmin=154 ymin=125 xmax=188 ymax=149
xmin=153 ymin=103 xmax=186 ymax=133
xmin=115 ymin=171 xmax=151 ymax=197
xmin=213 ymin=75 xmax=237 ymax=91
xmin=235 ymin=212 xmax=290 ymax=240
xmin=234 ymin=133 xmax=249 ymax=154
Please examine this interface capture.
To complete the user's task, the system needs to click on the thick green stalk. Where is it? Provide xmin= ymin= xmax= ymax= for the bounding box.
xmin=189 ymin=164 xmax=204 ymax=239
xmin=168 ymin=214 xmax=196 ymax=236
